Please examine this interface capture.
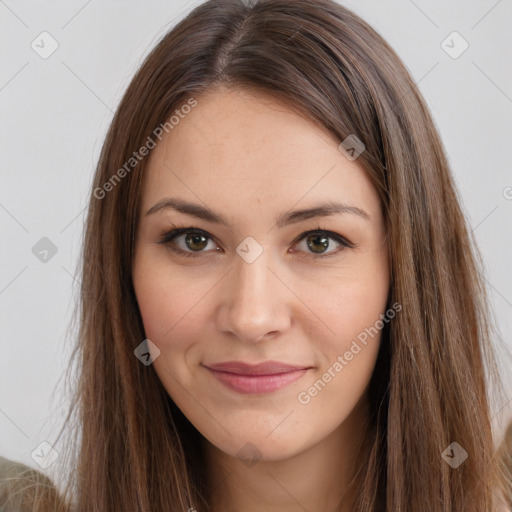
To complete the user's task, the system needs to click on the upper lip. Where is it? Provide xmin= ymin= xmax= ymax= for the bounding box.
xmin=204 ymin=360 xmax=312 ymax=376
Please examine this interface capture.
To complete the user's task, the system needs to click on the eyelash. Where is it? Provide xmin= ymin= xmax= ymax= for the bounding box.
xmin=156 ymin=223 xmax=355 ymax=259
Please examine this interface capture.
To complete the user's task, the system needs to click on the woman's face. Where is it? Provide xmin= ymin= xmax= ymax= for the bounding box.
xmin=132 ymin=86 xmax=389 ymax=462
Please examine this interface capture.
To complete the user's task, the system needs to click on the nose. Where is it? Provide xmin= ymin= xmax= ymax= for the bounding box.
xmin=216 ymin=250 xmax=292 ymax=344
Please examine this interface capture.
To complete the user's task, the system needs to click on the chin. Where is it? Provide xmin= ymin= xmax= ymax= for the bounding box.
xmin=210 ymin=427 xmax=314 ymax=464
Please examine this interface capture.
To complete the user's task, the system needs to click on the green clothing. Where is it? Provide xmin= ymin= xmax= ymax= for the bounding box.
xmin=0 ymin=455 xmax=66 ymax=512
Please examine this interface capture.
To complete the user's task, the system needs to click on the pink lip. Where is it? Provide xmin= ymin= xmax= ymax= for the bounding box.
xmin=203 ymin=360 xmax=312 ymax=394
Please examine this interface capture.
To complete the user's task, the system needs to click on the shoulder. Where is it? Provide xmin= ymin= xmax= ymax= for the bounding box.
xmin=0 ymin=455 xmax=36 ymax=475
xmin=0 ymin=454 xmax=66 ymax=511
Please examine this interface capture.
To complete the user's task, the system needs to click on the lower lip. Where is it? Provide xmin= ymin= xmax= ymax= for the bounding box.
xmin=206 ymin=368 xmax=309 ymax=394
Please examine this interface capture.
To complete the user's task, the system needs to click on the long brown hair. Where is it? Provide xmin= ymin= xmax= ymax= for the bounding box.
xmin=496 ymin=419 xmax=512 ymax=509
xmin=9 ymin=0 xmax=509 ymax=510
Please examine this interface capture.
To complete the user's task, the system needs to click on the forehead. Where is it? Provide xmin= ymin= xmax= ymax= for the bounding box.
xmin=141 ymin=87 xmax=380 ymax=222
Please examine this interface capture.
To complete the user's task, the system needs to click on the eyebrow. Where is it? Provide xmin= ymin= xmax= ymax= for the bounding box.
xmin=145 ymin=197 xmax=370 ymax=228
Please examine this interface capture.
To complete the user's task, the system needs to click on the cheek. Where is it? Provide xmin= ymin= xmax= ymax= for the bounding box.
xmin=294 ymin=249 xmax=389 ymax=404
xmin=294 ymin=284 xmax=387 ymax=427
xmin=297 ymin=253 xmax=389 ymax=355
xmin=133 ymin=265 xmax=215 ymax=398
xmin=132 ymin=256 xmax=208 ymax=354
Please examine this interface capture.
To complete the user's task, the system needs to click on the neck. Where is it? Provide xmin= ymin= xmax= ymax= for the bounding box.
xmin=203 ymin=394 xmax=371 ymax=512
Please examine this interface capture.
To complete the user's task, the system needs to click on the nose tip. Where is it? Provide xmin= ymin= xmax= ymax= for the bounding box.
xmin=216 ymin=257 xmax=291 ymax=344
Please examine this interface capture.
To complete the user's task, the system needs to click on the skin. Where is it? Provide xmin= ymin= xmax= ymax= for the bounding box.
xmin=132 ymin=86 xmax=390 ymax=512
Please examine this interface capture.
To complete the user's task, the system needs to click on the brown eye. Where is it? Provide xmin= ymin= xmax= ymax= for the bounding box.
xmin=306 ymin=233 xmax=330 ymax=254
xmin=157 ymin=227 xmax=219 ymax=257
xmin=291 ymin=229 xmax=353 ymax=258
xmin=158 ymin=226 xmax=353 ymax=259
xmin=183 ymin=232 xmax=209 ymax=252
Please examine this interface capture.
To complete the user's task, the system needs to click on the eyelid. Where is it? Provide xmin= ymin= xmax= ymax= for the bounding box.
xmin=290 ymin=228 xmax=355 ymax=259
xmin=157 ymin=227 xmax=220 ymax=257
xmin=156 ymin=224 xmax=355 ymax=258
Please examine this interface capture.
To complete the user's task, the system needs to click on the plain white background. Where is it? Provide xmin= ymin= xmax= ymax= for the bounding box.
xmin=1 ymin=0 xmax=511 ymax=482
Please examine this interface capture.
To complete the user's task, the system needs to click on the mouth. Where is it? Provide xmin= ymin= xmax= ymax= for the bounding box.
xmin=202 ymin=360 xmax=313 ymax=394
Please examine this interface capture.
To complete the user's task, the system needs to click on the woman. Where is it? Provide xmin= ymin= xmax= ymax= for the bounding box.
xmin=1 ymin=0 xmax=510 ymax=510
